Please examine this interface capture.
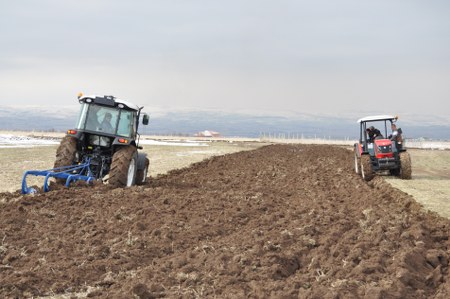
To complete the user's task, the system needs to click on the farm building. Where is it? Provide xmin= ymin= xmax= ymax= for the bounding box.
xmin=194 ymin=130 xmax=221 ymax=137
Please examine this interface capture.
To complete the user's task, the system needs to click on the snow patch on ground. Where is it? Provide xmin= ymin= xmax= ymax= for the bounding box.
xmin=406 ymin=140 xmax=450 ymax=150
xmin=1 ymin=133 xmax=449 ymax=150
xmin=0 ymin=134 xmax=210 ymax=148
xmin=139 ymin=139 xmax=209 ymax=147
xmin=0 ymin=134 xmax=59 ymax=148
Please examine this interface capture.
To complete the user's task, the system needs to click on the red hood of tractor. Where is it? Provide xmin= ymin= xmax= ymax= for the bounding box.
xmin=375 ymin=139 xmax=392 ymax=147
xmin=374 ymin=139 xmax=394 ymax=158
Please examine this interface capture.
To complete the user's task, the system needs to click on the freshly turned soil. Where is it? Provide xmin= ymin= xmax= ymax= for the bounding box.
xmin=1 ymin=144 xmax=449 ymax=298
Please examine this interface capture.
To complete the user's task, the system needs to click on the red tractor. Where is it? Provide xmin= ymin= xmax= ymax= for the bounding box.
xmin=354 ymin=115 xmax=411 ymax=181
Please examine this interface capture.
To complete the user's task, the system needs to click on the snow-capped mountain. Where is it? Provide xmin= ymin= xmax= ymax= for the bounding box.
xmin=0 ymin=105 xmax=449 ymax=140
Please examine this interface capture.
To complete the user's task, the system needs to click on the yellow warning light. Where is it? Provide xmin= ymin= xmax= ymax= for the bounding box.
xmin=77 ymin=92 xmax=84 ymax=99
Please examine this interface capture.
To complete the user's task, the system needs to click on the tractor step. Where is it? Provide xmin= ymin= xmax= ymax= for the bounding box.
xmin=21 ymin=158 xmax=95 ymax=194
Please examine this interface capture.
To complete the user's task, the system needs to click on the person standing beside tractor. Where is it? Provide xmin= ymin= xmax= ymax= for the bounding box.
xmin=366 ymin=126 xmax=383 ymax=142
xmin=389 ymin=123 xmax=403 ymax=150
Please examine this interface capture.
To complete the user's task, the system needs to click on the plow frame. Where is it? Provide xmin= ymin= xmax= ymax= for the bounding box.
xmin=21 ymin=158 xmax=95 ymax=194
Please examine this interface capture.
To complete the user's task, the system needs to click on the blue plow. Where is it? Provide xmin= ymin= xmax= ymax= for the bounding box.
xmin=21 ymin=158 xmax=95 ymax=194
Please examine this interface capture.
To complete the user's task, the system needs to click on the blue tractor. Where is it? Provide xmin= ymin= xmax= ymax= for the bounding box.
xmin=22 ymin=93 xmax=150 ymax=194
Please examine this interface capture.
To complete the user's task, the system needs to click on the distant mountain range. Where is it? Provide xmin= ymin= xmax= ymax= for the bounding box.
xmin=1 ymin=105 xmax=449 ymax=140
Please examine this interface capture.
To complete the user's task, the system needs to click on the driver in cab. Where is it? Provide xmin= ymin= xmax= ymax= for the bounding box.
xmin=100 ymin=113 xmax=114 ymax=133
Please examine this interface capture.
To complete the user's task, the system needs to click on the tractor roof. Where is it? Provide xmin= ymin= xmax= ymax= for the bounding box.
xmin=79 ymin=94 xmax=141 ymax=111
xmin=357 ymin=115 xmax=397 ymax=124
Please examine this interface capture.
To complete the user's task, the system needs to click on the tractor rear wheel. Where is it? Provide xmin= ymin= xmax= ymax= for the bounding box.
xmin=360 ymin=155 xmax=374 ymax=181
xmin=354 ymin=147 xmax=361 ymax=174
xmin=54 ymin=136 xmax=77 ymax=168
xmin=54 ymin=136 xmax=77 ymax=184
xmin=399 ymin=152 xmax=412 ymax=179
xmin=109 ymin=146 xmax=138 ymax=187
xmin=135 ymin=157 xmax=149 ymax=185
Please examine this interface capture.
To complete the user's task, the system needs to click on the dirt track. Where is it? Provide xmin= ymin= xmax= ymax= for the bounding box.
xmin=1 ymin=144 xmax=449 ymax=298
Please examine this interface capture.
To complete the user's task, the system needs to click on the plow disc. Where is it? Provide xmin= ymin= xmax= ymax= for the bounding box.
xmin=21 ymin=159 xmax=95 ymax=194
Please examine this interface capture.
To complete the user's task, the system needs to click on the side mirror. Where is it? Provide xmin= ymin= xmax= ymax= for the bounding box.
xmin=142 ymin=113 xmax=149 ymax=125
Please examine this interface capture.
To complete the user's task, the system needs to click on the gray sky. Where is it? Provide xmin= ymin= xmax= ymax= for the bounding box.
xmin=1 ymin=0 xmax=449 ymax=118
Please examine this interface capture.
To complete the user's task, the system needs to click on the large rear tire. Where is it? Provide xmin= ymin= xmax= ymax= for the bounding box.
xmin=354 ymin=147 xmax=361 ymax=174
xmin=109 ymin=146 xmax=138 ymax=187
xmin=360 ymin=155 xmax=374 ymax=181
xmin=54 ymin=136 xmax=78 ymax=184
xmin=399 ymin=152 xmax=412 ymax=179
xmin=54 ymin=136 xmax=77 ymax=168
xmin=135 ymin=157 xmax=150 ymax=185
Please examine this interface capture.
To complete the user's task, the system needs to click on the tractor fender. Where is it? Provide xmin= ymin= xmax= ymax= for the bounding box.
xmin=354 ymin=143 xmax=363 ymax=156
xmin=136 ymin=152 xmax=148 ymax=170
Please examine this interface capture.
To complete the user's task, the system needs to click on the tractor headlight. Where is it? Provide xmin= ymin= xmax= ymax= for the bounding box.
xmin=89 ymin=135 xmax=111 ymax=147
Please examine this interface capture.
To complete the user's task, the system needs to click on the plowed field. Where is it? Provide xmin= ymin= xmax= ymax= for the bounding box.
xmin=1 ymin=144 xmax=449 ymax=298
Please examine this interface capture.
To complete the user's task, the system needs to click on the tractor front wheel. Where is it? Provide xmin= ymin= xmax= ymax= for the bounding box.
xmin=135 ymin=157 xmax=150 ymax=185
xmin=399 ymin=152 xmax=412 ymax=179
xmin=109 ymin=146 xmax=138 ymax=187
xmin=360 ymin=155 xmax=374 ymax=181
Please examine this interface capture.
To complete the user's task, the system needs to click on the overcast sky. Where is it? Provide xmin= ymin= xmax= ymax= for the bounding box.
xmin=0 ymin=0 xmax=449 ymax=118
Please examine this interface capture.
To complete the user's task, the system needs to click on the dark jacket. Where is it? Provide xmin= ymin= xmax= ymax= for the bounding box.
xmin=367 ymin=128 xmax=382 ymax=142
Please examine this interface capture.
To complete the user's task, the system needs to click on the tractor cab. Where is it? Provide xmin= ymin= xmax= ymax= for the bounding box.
xmin=354 ymin=115 xmax=411 ymax=181
xmin=65 ymin=94 xmax=150 ymax=154
xmin=75 ymin=94 xmax=149 ymax=139
xmin=358 ymin=115 xmax=400 ymax=153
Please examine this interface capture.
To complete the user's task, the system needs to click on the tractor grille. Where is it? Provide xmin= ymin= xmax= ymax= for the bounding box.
xmin=377 ymin=157 xmax=397 ymax=169
xmin=378 ymin=157 xmax=396 ymax=166
xmin=377 ymin=144 xmax=392 ymax=153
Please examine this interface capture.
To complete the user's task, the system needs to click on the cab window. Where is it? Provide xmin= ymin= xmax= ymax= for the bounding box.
xmin=78 ymin=104 xmax=119 ymax=134
xmin=117 ymin=110 xmax=135 ymax=137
